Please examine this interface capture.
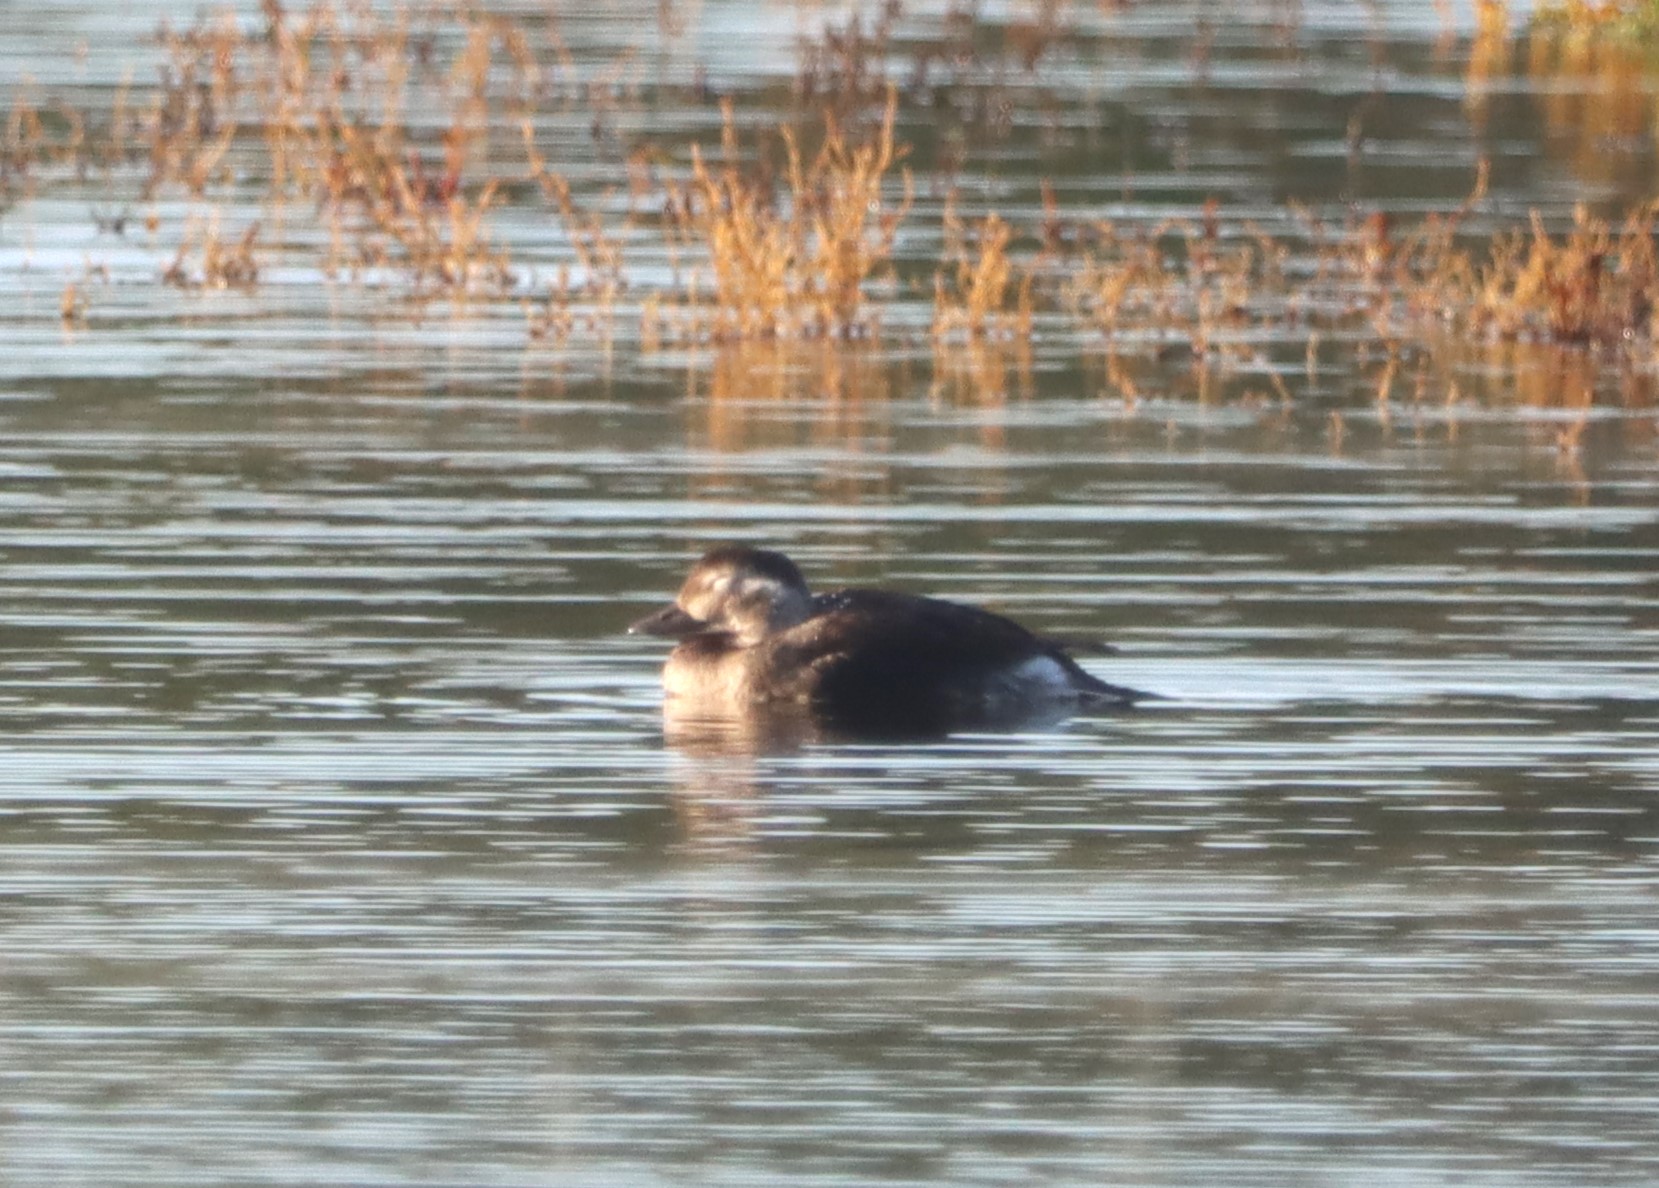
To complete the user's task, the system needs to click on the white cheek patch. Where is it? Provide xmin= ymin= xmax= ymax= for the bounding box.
xmin=734 ymin=575 xmax=783 ymax=602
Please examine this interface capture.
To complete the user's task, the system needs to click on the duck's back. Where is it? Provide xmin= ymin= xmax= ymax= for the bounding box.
xmin=755 ymin=589 xmax=1126 ymax=734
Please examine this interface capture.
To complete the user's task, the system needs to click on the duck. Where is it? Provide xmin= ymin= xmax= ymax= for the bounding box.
xmin=630 ymin=545 xmax=1151 ymax=735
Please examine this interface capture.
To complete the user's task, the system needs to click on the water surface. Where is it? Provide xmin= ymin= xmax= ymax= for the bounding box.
xmin=3 ymin=2 xmax=1659 ymax=1184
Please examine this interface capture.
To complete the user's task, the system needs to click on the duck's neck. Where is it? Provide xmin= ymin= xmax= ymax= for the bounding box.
xmin=731 ymin=584 xmax=812 ymax=647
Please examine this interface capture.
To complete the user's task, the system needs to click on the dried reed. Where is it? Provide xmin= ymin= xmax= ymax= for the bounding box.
xmin=663 ymin=89 xmax=910 ymax=340
xmin=933 ymin=204 xmax=1037 ymax=342
xmin=6 ymin=0 xmax=1659 ymax=416
xmin=162 ymin=215 xmax=260 ymax=289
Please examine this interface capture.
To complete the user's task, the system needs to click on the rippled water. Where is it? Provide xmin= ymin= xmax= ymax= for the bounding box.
xmin=5 ymin=1 xmax=1659 ymax=1184
xmin=4 ymin=359 xmax=1655 ymax=1185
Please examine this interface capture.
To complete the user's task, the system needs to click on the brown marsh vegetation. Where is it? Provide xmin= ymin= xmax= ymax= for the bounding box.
xmin=7 ymin=0 xmax=1659 ymax=419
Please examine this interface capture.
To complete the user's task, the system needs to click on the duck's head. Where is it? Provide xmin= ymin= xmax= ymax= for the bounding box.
xmin=629 ymin=546 xmax=814 ymax=647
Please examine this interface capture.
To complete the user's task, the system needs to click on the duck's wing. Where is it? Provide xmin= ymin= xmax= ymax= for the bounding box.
xmin=797 ymin=590 xmax=1046 ymax=668
xmin=762 ymin=590 xmax=1143 ymax=732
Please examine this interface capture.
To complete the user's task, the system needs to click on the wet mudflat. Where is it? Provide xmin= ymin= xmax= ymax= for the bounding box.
xmin=2 ymin=2 xmax=1658 ymax=1184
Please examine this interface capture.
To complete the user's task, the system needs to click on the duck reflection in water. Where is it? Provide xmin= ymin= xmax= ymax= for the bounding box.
xmin=631 ymin=545 xmax=1152 ymax=743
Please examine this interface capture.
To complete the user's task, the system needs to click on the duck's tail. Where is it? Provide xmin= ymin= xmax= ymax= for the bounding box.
xmin=1080 ymin=676 xmax=1159 ymax=706
xmin=1039 ymin=633 xmax=1119 ymax=656
xmin=1053 ymin=649 xmax=1159 ymax=706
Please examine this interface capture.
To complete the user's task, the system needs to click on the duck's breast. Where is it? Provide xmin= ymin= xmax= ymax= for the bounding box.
xmin=662 ymin=634 xmax=753 ymax=702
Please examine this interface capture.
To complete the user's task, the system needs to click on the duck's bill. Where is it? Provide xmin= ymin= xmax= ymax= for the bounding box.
xmin=628 ymin=603 xmax=707 ymax=637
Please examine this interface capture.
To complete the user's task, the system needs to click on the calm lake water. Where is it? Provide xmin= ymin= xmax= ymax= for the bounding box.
xmin=4 ymin=2 xmax=1659 ymax=1185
